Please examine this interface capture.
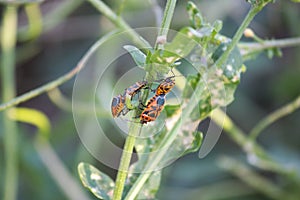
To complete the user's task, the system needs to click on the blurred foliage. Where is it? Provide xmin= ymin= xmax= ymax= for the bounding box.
xmin=0 ymin=0 xmax=300 ymax=200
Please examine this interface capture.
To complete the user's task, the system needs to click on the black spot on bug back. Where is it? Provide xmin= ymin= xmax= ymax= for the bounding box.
xmin=143 ymin=110 xmax=149 ymax=115
xmin=149 ymin=112 xmax=156 ymax=117
xmin=112 ymin=97 xmax=119 ymax=106
xmin=157 ymin=96 xmax=165 ymax=106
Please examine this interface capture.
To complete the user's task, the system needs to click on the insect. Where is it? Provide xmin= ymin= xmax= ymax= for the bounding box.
xmin=111 ymin=81 xmax=148 ymax=118
xmin=140 ymin=94 xmax=166 ymax=124
xmin=111 ymin=94 xmax=126 ymax=118
xmin=124 ymin=80 xmax=148 ymax=98
xmin=155 ymin=76 xmax=175 ymax=95
xmin=139 ymin=76 xmax=176 ymax=124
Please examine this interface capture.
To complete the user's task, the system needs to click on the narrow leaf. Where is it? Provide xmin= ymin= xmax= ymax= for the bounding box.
xmin=8 ymin=107 xmax=50 ymax=139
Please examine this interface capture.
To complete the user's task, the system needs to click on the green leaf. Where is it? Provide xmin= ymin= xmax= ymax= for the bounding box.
xmin=8 ymin=107 xmax=50 ymax=140
xmin=267 ymin=47 xmax=282 ymax=59
xmin=187 ymin=68 xmax=242 ymax=121
xmin=183 ymin=38 xmax=243 ymax=120
xmin=136 ymin=171 xmax=161 ymax=199
xmin=124 ymin=164 xmax=162 ymax=199
xmin=213 ymin=20 xmax=223 ymax=33
xmin=211 ymin=20 xmax=223 ymax=38
xmin=123 ymin=45 xmax=146 ymax=68
xmin=135 ymin=126 xmax=168 ymax=156
xmin=182 ymin=130 xmax=203 ymax=155
xmin=78 ymin=162 xmax=115 ymax=200
xmin=133 ymin=109 xmax=203 ymax=167
xmin=182 ymin=74 xmax=201 ymax=99
xmin=186 ymin=1 xmax=203 ymax=28
xmin=144 ymin=62 xmax=173 ymax=80
xmin=146 ymin=23 xmax=225 ymax=76
xmin=291 ymin=0 xmax=300 ymax=2
xmin=158 ymin=118 xmax=203 ymax=166
xmin=164 ymin=104 xmax=181 ymax=117
xmin=149 ymin=27 xmax=198 ymax=66
xmin=212 ymin=42 xmax=243 ymax=83
xmin=189 ymin=88 xmax=213 ymax=121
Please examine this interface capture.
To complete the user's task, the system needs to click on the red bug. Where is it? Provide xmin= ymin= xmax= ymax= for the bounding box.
xmin=140 ymin=94 xmax=166 ymax=124
xmin=111 ymin=81 xmax=148 ymax=118
xmin=139 ymin=76 xmax=175 ymax=124
xmin=155 ymin=76 xmax=175 ymax=95
xmin=123 ymin=80 xmax=148 ymax=97
xmin=111 ymin=94 xmax=126 ymax=118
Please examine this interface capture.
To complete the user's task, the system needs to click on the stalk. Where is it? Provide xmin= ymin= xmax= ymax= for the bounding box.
xmin=1 ymin=5 xmax=18 ymax=200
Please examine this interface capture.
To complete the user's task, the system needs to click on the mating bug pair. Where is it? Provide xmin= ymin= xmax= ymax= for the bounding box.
xmin=111 ymin=76 xmax=175 ymax=124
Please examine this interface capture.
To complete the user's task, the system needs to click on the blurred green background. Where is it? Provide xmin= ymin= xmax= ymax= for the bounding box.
xmin=0 ymin=0 xmax=300 ymax=199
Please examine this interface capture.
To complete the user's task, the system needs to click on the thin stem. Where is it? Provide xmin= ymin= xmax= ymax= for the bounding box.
xmin=1 ymin=5 xmax=18 ymax=200
xmin=87 ymin=0 xmax=151 ymax=49
xmin=113 ymin=124 xmax=142 ymax=200
xmin=249 ymin=95 xmax=300 ymax=140
xmin=0 ymin=30 xmax=117 ymax=112
xmin=154 ymin=0 xmax=177 ymax=49
xmin=215 ymin=5 xmax=264 ymax=68
xmin=239 ymin=37 xmax=300 ymax=56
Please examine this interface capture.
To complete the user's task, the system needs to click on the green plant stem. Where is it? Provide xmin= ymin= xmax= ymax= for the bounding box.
xmin=87 ymin=0 xmax=151 ymax=49
xmin=239 ymin=37 xmax=300 ymax=56
xmin=249 ymin=94 xmax=300 ymax=140
xmin=125 ymin=79 xmax=206 ymax=200
xmin=154 ymin=0 xmax=177 ymax=49
xmin=0 ymin=30 xmax=117 ymax=112
xmin=113 ymin=123 xmax=142 ymax=200
xmin=215 ymin=5 xmax=266 ymax=68
xmin=1 ymin=5 xmax=18 ymax=200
